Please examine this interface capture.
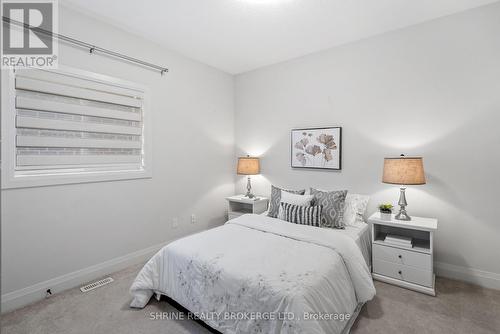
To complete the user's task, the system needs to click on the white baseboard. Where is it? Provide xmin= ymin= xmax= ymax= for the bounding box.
xmin=1 ymin=241 xmax=169 ymax=314
xmin=435 ymin=262 xmax=500 ymax=290
xmin=3 ymin=250 xmax=499 ymax=313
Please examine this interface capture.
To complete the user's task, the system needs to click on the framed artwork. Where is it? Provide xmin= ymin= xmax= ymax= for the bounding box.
xmin=291 ymin=127 xmax=342 ymax=170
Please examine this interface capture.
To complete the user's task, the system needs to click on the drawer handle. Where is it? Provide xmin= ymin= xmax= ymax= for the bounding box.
xmin=398 ymin=255 xmax=402 ymax=259
xmin=398 ymin=270 xmax=402 ymax=275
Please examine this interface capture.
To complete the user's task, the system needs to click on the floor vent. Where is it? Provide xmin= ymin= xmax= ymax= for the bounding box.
xmin=80 ymin=277 xmax=114 ymax=292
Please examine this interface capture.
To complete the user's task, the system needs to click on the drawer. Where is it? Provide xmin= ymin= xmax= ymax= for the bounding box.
xmin=373 ymin=259 xmax=433 ymax=287
xmin=373 ymin=244 xmax=431 ymax=270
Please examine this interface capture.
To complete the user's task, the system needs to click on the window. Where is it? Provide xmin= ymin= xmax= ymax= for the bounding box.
xmin=1 ymin=66 xmax=151 ymax=189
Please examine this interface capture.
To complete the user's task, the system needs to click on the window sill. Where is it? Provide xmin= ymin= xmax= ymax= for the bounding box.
xmin=1 ymin=167 xmax=152 ymax=189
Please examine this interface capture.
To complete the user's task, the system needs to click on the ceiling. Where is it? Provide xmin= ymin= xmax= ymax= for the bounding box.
xmin=63 ymin=0 xmax=498 ymax=74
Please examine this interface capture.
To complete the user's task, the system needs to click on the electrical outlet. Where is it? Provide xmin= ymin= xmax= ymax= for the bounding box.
xmin=191 ymin=214 xmax=196 ymax=224
xmin=172 ymin=217 xmax=179 ymax=229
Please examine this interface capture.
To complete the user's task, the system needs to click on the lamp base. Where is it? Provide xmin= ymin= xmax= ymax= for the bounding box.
xmin=245 ymin=192 xmax=255 ymax=199
xmin=245 ymin=176 xmax=255 ymax=199
xmin=395 ymin=209 xmax=411 ymax=221
xmin=395 ymin=187 xmax=412 ymax=221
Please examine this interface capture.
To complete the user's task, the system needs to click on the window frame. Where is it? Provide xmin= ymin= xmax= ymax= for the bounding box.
xmin=1 ymin=65 xmax=152 ymax=189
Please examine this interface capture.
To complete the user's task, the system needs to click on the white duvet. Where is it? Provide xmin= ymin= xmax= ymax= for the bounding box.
xmin=130 ymin=214 xmax=376 ymax=334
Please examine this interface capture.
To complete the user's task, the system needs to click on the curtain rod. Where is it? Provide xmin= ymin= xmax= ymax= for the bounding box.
xmin=2 ymin=16 xmax=169 ymax=75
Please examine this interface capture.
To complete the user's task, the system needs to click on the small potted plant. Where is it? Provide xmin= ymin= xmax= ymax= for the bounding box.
xmin=379 ymin=203 xmax=393 ymax=220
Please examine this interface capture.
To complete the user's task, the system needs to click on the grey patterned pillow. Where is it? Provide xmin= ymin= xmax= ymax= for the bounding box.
xmin=310 ymin=188 xmax=348 ymax=228
xmin=268 ymin=185 xmax=305 ymax=218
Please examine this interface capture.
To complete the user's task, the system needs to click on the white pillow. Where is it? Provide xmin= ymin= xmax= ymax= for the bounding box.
xmin=343 ymin=194 xmax=370 ymax=227
xmin=280 ymin=191 xmax=314 ymax=206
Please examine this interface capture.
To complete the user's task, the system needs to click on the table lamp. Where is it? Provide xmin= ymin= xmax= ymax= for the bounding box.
xmin=382 ymin=154 xmax=426 ymax=221
xmin=237 ymin=155 xmax=260 ymax=199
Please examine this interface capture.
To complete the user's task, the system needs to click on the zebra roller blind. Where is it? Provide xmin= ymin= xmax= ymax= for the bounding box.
xmin=2 ymin=67 xmax=151 ymax=188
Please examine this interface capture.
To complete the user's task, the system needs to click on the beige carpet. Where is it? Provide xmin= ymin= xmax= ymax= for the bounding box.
xmin=2 ymin=263 xmax=499 ymax=334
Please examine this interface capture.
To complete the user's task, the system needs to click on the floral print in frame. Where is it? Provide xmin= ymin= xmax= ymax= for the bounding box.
xmin=291 ymin=127 xmax=342 ymax=170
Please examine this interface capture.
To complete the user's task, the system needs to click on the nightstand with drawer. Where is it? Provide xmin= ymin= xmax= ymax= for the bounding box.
xmin=369 ymin=212 xmax=438 ymax=296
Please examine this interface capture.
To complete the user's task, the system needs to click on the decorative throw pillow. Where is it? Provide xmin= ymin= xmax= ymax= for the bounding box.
xmin=310 ymin=188 xmax=348 ymax=229
xmin=268 ymin=185 xmax=305 ymax=218
xmin=343 ymin=194 xmax=370 ymax=227
xmin=280 ymin=191 xmax=314 ymax=206
xmin=278 ymin=202 xmax=322 ymax=227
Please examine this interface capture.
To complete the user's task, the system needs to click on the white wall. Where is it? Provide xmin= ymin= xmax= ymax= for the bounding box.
xmin=1 ymin=5 xmax=235 ymax=310
xmin=235 ymin=3 xmax=500 ymax=287
xmin=2 ymin=2 xmax=500 ymax=313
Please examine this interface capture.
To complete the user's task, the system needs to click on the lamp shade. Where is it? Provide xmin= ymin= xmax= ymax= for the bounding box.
xmin=382 ymin=156 xmax=426 ymax=185
xmin=237 ymin=156 xmax=260 ymax=175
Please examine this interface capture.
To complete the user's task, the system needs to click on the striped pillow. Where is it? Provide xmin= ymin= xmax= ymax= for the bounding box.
xmin=278 ymin=202 xmax=322 ymax=227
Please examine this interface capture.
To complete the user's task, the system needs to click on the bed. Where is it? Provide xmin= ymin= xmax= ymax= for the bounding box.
xmin=130 ymin=214 xmax=375 ymax=334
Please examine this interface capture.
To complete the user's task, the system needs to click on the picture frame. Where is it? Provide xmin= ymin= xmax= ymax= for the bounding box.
xmin=291 ymin=127 xmax=342 ymax=170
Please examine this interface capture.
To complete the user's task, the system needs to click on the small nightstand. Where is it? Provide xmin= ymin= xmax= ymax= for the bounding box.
xmin=369 ymin=212 xmax=438 ymax=296
xmin=226 ymin=195 xmax=269 ymax=220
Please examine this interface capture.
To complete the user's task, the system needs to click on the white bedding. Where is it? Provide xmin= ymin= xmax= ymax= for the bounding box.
xmin=130 ymin=214 xmax=376 ymax=334
xmin=262 ymin=210 xmax=372 ymax=268
xmin=343 ymin=224 xmax=371 ymax=269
